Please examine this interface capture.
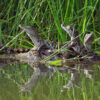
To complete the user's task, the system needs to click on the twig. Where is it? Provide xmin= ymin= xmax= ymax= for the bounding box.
xmin=0 ymin=30 xmax=24 ymax=51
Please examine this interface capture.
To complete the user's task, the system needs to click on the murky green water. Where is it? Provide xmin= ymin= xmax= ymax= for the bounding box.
xmin=0 ymin=59 xmax=100 ymax=100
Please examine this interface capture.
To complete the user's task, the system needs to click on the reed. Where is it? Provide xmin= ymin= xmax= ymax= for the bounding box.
xmin=0 ymin=0 xmax=99 ymax=52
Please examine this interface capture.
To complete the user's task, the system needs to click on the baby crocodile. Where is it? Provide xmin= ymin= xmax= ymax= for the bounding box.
xmin=19 ymin=24 xmax=60 ymax=49
xmin=61 ymin=24 xmax=94 ymax=56
xmin=61 ymin=24 xmax=85 ymax=55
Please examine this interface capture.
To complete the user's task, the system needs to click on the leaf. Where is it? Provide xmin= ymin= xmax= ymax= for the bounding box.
xmin=48 ymin=60 xmax=62 ymax=66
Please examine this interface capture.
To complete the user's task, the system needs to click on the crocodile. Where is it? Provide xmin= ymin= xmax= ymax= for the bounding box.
xmin=18 ymin=24 xmax=64 ymax=56
xmin=61 ymin=24 xmax=98 ymax=57
xmin=0 ymin=24 xmax=99 ymax=64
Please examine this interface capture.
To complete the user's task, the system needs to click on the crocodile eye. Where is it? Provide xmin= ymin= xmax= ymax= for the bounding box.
xmin=70 ymin=26 xmax=73 ymax=31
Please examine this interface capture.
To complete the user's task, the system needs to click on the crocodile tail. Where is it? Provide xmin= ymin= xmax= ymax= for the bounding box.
xmin=0 ymin=44 xmax=30 ymax=54
xmin=8 ymin=48 xmax=30 ymax=53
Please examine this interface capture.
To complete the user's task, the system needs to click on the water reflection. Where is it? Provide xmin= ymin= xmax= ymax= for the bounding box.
xmin=0 ymin=58 xmax=100 ymax=94
xmin=0 ymin=76 xmax=20 ymax=100
xmin=20 ymin=63 xmax=54 ymax=92
xmin=20 ymin=59 xmax=100 ymax=92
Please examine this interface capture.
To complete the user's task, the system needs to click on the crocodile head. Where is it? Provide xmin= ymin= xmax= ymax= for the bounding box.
xmin=19 ymin=24 xmax=41 ymax=46
xmin=61 ymin=24 xmax=79 ymax=40
xmin=84 ymin=32 xmax=94 ymax=50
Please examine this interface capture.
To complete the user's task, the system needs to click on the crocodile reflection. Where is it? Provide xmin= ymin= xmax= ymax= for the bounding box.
xmin=20 ymin=60 xmax=100 ymax=92
xmin=20 ymin=63 xmax=54 ymax=92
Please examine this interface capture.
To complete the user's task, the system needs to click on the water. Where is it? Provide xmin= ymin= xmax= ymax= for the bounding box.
xmin=0 ymin=59 xmax=100 ymax=100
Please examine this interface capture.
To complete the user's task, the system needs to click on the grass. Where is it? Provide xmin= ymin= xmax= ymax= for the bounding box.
xmin=0 ymin=0 xmax=100 ymax=53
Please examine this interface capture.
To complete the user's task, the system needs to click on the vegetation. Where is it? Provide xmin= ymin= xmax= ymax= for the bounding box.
xmin=0 ymin=0 xmax=100 ymax=99
xmin=0 ymin=0 xmax=100 ymax=53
